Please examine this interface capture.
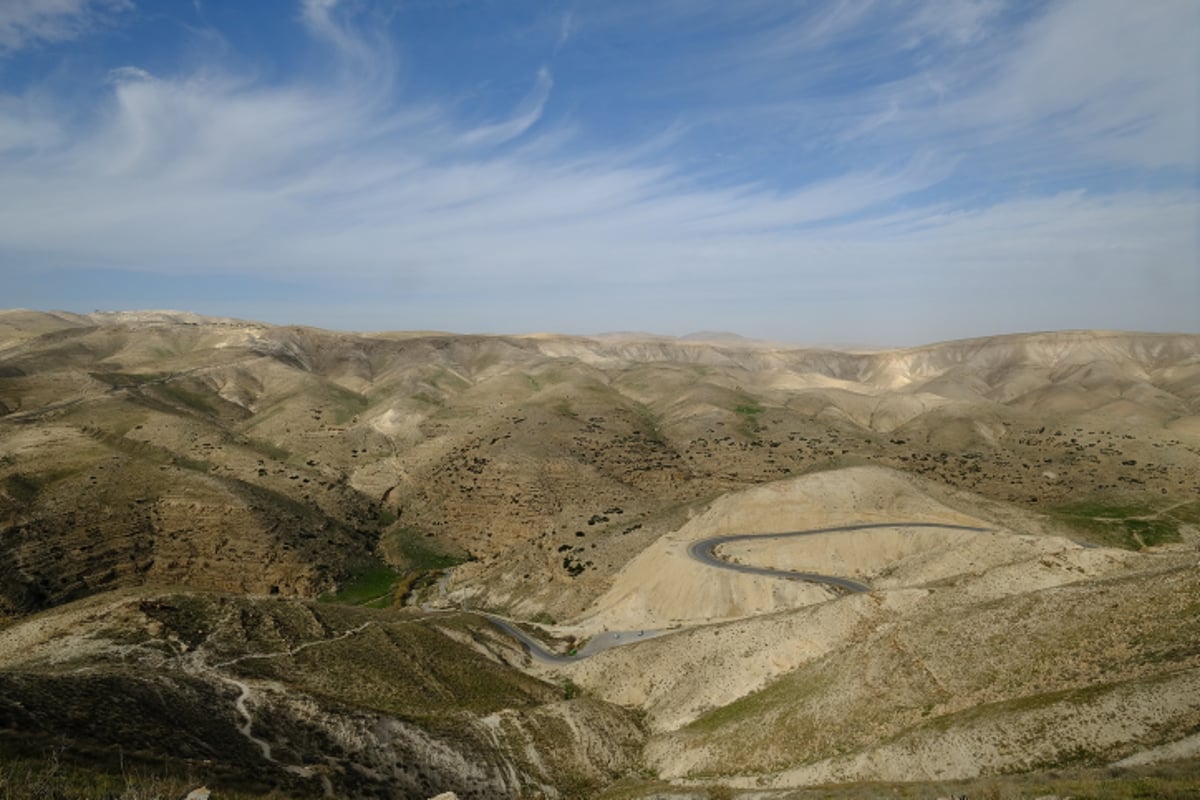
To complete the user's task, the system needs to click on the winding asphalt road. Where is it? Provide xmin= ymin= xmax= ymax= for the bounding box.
xmin=484 ymin=614 xmax=669 ymax=665
xmin=688 ymin=521 xmax=993 ymax=594
xmin=488 ymin=521 xmax=992 ymax=663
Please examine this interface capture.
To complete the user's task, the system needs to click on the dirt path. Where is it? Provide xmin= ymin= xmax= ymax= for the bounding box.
xmin=187 ymin=621 xmax=376 ymax=796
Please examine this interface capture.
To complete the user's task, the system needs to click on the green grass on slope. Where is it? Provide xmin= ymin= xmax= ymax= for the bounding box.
xmin=134 ymin=595 xmax=560 ymax=716
xmin=87 ymin=370 xmax=164 ymax=388
xmin=328 ymin=384 xmax=368 ymax=424
xmin=322 ymin=528 xmax=467 ymax=609
xmin=382 ymin=526 xmax=467 ymax=571
xmin=687 ymin=669 xmax=833 ymax=737
xmin=732 ymin=399 xmax=765 ymax=437
xmin=155 ymin=383 xmax=219 ymax=416
xmin=319 ymin=557 xmax=399 ymax=607
xmin=220 ymin=610 xmax=560 ymax=718
xmin=1050 ymin=499 xmax=1195 ymax=549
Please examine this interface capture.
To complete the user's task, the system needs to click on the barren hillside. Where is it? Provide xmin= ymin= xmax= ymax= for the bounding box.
xmin=0 ymin=310 xmax=1197 ymax=798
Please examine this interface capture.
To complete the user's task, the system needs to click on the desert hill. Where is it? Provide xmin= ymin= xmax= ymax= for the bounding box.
xmin=0 ymin=310 xmax=1197 ymax=798
xmin=0 ymin=591 xmax=642 ymax=798
xmin=1 ymin=312 xmax=1195 ymax=620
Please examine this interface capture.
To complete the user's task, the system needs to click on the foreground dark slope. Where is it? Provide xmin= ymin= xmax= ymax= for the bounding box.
xmin=0 ymin=592 xmax=642 ymax=798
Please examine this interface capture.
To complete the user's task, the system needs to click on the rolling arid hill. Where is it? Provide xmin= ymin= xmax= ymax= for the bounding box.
xmin=0 ymin=309 xmax=1197 ymax=799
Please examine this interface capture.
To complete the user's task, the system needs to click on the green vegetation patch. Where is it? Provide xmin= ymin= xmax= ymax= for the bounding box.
xmin=243 ymin=436 xmax=291 ymax=463
xmin=328 ymin=384 xmax=369 ymax=424
xmin=382 ymin=527 xmax=467 ymax=571
xmin=733 ymin=401 xmax=765 ymax=436
xmin=172 ymin=455 xmax=214 ymax=473
xmin=555 ymin=398 xmax=578 ymax=418
xmin=686 ymin=666 xmax=832 ymax=736
xmin=88 ymin=370 xmax=163 ymax=388
xmin=155 ymin=383 xmax=218 ymax=415
xmin=372 ymin=527 xmax=470 ymax=607
xmin=633 ymin=402 xmax=665 ymax=445
xmin=1050 ymin=500 xmax=1183 ymax=549
xmin=524 ymin=368 xmax=567 ymax=392
xmin=916 ymin=680 xmax=1117 ymax=737
xmin=411 ymin=390 xmax=445 ymax=408
xmin=231 ymin=612 xmax=557 ymax=718
xmin=321 ymin=558 xmax=400 ymax=607
xmin=1167 ymin=498 xmax=1200 ymax=525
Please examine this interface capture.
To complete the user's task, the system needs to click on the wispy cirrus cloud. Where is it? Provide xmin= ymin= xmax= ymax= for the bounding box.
xmin=615 ymin=0 xmax=1197 ymax=175
xmin=900 ymin=0 xmax=1002 ymax=47
xmin=0 ymin=0 xmax=131 ymax=54
xmin=458 ymin=67 xmax=554 ymax=149
xmin=950 ymin=0 xmax=1200 ymax=169
xmin=0 ymin=0 xmax=1195 ymax=342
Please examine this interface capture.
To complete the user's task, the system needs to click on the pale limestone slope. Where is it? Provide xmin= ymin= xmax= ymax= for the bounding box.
xmin=559 ymin=466 xmax=1156 ymax=741
xmin=577 ymin=466 xmax=994 ymax=633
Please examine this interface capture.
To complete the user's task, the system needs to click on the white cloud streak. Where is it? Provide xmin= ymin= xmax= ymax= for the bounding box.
xmin=671 ymin=0 xmax=1197 ymax=177
xmin=945 ymin=0 xmax=1200 ymax=169
xmin=300 ymin=0 xmax=362 ymax=59
xmin=901 ymin=0 xmax=1002 ymax=47
xmin=457 ymin=68 xmax=554 ymax=148
xmin=556 ymin=11 xmax=574 ymax=49
xmin=0 ymin=0 xmax=131 ymax=54
xmin=0 ymin=0 xmax=1196 ymax=340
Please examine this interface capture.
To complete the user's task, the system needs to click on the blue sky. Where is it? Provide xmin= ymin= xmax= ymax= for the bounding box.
xmin=0 ymin=0 xmax=1197 ymax=344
